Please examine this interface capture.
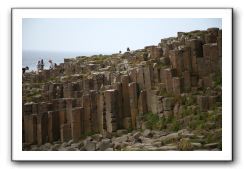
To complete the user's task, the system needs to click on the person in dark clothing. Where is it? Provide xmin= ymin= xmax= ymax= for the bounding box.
xmin=127 ymin=47 xmax=130 ymax=52
xmin=40 ymin=59 xmax=44 ymax=70
xmin=49 ymin=59 xmax=54 ymax=69
xmin=22 ymin=66 xmax=29 ymax=74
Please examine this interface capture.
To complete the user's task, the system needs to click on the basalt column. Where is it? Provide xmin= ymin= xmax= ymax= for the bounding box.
xmin=48 ymin=111 xmax=60 ymax=142
xmin=121 ymin=75 xmax=131 ymax=117
xmin=128 ymin=82 xmax=139 ymax=129
xmin=105 ymin=89 xmax=119 ymax=133
xmin=82 ymin=94 xmax=92 ymax=132
xmin=71 ymin=107 xmax=82 ymax=142
xmin=37 ymin=112 xmax=48 ymax=145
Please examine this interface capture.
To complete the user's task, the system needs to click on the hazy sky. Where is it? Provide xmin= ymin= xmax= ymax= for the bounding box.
xmin=23 ymin=18 xmax=221 ymax=54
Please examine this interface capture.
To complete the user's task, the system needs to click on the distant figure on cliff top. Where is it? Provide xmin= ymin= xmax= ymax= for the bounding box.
xmin=49 ymin=59 xmax=54 ymax=69
xmin=127 ymin=47 xmax=130 ymax=52
xmin=37 ymin=60 xmax=41 ymax=71
xmin=119 ymin=50 xmax=122 ymax=54
xmin=40 ymin=59 xmax=44 ymax=70
xmin=22 ymin=66 xmax=29 ymax=74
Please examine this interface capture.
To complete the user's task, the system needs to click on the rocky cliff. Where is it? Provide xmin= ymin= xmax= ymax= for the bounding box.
xmin=22 ymin=27 xmax=222 ymax=151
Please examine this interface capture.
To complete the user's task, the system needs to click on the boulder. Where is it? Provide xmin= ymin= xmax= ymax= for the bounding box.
xmin=160 ymin=133 xmax=179 ymax=144
xmin=133 ymin=132 xmax=141 ymax=140
xmin=143 ymin=129 xmax=153 ymax=138
xmin=116 ymin=129 xmax=128 ymax=137
xmin=96 ymin=138 xmax=113 ymax=151
xmin=113 ymin=135 xmax=128 ymax=143
xmin=203 ymin=143 xmax=219 ymax=149
xmin=91 ymin=134 xmax=103 ymax=142
xmin=84 ymin=140 xmax=97 ymax=151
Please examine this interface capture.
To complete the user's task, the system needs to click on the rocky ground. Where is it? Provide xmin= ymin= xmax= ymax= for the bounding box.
xmin=23 ymin=128 xmax=221 ymax=151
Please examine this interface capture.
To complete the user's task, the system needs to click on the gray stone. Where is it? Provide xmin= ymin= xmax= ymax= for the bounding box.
xmin=61 ymin=142 xmax=69 ymax=148
xmin=39 ymin=143 xmax=52 ymax=151
xmin=203 ymin=143 xmax=219 ymax=149
xmin=143 ymin=129 xmax=153 ymax=138
xmin=91 ymin=134 xmax=103 ymax=142
xmin=133 ymin=132 xmax=141 ymax=140
xmin=158 ymin=145 xmax=178 ymax=151
xmin=96 ymin=138 xmax=113 ymax=151
xmin=160 ymin=133 xmax=179 ymax=144
xmin=152 ymin=141 xmax=162 ymax=147
xmin=51 ymin=144 xmax=61 ymax=151
xmin=84 ymin=140 xmax=97 ymax=151
xmin=191 ymin=142 xmax=202 ymax=149
xmin=67 ymin=139 xmax=74 ymax=146
xmin=113 ymin=135 xmax=128 ymax=143
xmin=70 ymin=142 xmax=82 ymax=149
xmin=116 ymin=129 xmax=128 ymax=137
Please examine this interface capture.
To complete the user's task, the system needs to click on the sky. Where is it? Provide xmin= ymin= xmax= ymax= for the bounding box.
xmin=22 ymin=18 xmax=222 ymax=54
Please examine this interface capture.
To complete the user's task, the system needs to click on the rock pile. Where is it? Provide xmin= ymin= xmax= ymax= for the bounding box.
xmin=23 ymin=128 xmax=221 ymax=151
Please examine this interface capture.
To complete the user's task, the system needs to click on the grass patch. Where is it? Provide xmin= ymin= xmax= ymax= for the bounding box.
xmin=144 ymin=112 xmax=168 ymax=130
xmin=170 ymin=119 xmax=180 ymax=132
xmin=80 ymin=131 xmax=97 ymax=138
xmin=213 ymin=70 xmax=222 ymax=87
xmin=144 ymin=112 xmax=181 ymax=131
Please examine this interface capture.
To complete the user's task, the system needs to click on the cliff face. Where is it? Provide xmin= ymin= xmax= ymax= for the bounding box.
xmin=22 ymin=28 xmax=222 ymax=151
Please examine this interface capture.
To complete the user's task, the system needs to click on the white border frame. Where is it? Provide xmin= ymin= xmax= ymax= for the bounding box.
xmin=12 ymin=8 xmax=232 ymax=161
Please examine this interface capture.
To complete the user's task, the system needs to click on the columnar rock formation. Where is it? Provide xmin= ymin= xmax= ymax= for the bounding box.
xmin=22 ymin=28 xmax=222 ymax=150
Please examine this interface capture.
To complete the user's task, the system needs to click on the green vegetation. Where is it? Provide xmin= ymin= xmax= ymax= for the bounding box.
xmin=24 ymin=88 xmax=42 ymax=102
xmin=80 ymin=131 xmax=97 ymax=138
xmin=144 ymin=112 xmax=168 ymax=130
xmin=170 ymin=119 xmax=180 ymax=131
xmin=213 ymin=70 xmax=222 ymax=87
xmin=183 ymin=31 xmax=206 ymax=39
xmin=144 ymin=112 xmax=181 ymax=132
xmin=185 ymin=95 xmax=196 ymax=106
xmin=127 ymin=128 xmax=133 ymax=133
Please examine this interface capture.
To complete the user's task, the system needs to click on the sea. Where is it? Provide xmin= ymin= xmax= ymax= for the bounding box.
xmin=22 ymin=50 xmax=104 ymax=71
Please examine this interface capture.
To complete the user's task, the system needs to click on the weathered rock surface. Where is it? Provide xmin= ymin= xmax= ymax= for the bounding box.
xmin=22 ymin=28 xmax=222 ymax=151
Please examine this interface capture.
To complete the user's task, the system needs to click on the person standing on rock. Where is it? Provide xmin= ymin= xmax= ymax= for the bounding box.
xmin=22 ymin=66 xmax=29 ymax=74
xmin=37 ymin=60 xmax=41 ymax=72
xmin=49 ymin=59 xmax=54 ymax=69
xmin=40 ymin=59 xmax=44 ymax=70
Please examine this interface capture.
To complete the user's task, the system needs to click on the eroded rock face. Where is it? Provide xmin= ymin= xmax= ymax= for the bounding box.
xmin=23 ymin=28 xmax=222 ymax=151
